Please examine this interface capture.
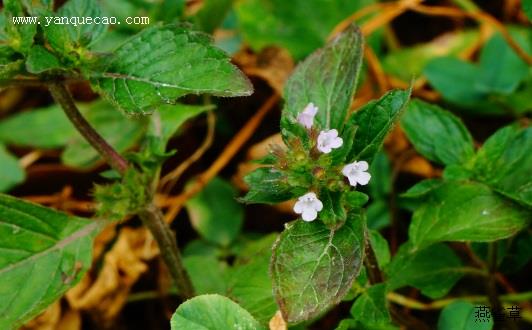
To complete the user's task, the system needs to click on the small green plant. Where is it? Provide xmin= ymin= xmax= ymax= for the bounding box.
xmin=0 ymin=0 xmax=251 ymax=328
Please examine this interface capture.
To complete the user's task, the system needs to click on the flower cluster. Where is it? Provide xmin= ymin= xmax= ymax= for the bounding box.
xmin=293 ymin=103 xmax=371 ymax=222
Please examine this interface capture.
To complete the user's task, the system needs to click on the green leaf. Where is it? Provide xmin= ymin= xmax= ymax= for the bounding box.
xmin=183 ymin=255 xmax=227 ymax=295
xmin=0 ymin=144 xmax=25 ymax=192
xmin=369 ymin=230 xmax=390 ymax=268
xmin=344 ymin=191 xmax=369 ymax=209
xmin=401 ymin=99 xmax=475 ymax=166
xmin=386 ymin=243 xmax=463 ymax=299
xmin=0 ymin=104 xmax=77 ymax=149
xmin=240 ymin=167 xmax=296 ymax=204
xmin=437 ymin=301 xmax=493 ymax=330
xmin=44 ymin=0 xmax=106 ymax=56
xmin=192 ymin=0 xmax=233 ymax=33
xmin=350 ymin=284 xmax=395 ymax=329
xmin=368 ymin=151 xmax=392 ymax=200
xmin=499 ymin=231 xmax=532 ymax=274
xmin=347 ymin=89 xmax=411 ymax=163
xmin=229 ymin=234 xmax=278 ymax=324
xmin=282 ymin=24 xmax=363 ymax=134
xmin=21 ymin=0 xmax=54 ymax=14
xmin=235 ymin=0 xmax=373 ymax=59
xmin=90 ymin=24 xmax=252 ymax=115
xmin=409 ymin=181 xmax=530 ymax=250
xmin=366 ymin=200 xmax=390 ymax=230
xmin=401 ymin=179 xmax=443 ymax=199
xmin=523 ymin=0 xmax=532 ymax=20
xmin=2 ymin=0 xmax=36 ymax=54
xmin=0 ymin=194 xmax=100 ymax=329
xmin=149 ymin=103 xmax=213 ymax=147
xmin=475 ymin=33 xmax=529 ymax=95
xmin=271 ymin=211 xmax=366 ymax=323
xmin=424 ymin=57 xmax=483 ymax=107
xmin=61 ymin=100 xmax=146 ymax=169
xmin=25 ymin=45 xmax=62 ymax=73
xmin=170 ymin=294 xmax=265 ymax=330
xmin=0 ymin=46 xmax=23 ymax=79
xmin=185 ymin=177 xmax=243 ymax=247
xmin=472 ymin=125 xmax=532 ymax=207
xmin=319 ymin=189 xmax=346 ymax=228
xmin=382 ymin=30 xmax=480 ymax=81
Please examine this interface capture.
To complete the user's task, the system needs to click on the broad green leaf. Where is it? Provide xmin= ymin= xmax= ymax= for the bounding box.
xmin=90 ymin=24 xmax=252 ymax=115
xmin=271 ymin=211 xmax=366 ymax=323
xmin=183 ymin=255 xmax=227 ymax=295
xmin=150 ymin=103 xmax=213 ymax=146
xmin=347 ymin=89 xmax=411 ymax=163
xmin=170 ymin=294 xmax=265 ymax=330
xmin=185 ymin=177 xmax=243 ymax=247
xmin=0 ymin=144 xmax=24 ymax=192
xmin=476 ymin=33 xmax=529 ymax=95
xmin=349 ymin=284 xmax=395 ymax=329
xmin=240 ymin=167 xmax=297 ymax=204
xmin=0 ymin=104 xmax=77 ymax=149
xmin=499 ymin=231 xmax=532 ymax=274
xmin=409 ymin=182 xmax=530 ymax=250
xmin=401 ymin=179 xmax=443 ymax=199
xmin=61 ymin=101 xmax=147 ymax=169
xmin=424 ymin=57 xmax=483 ymax=107
xmin=385 ymin=243 xmax=463 ymax=299
xmin=0 ymin=194 xmax=100 ymax=329
xmin=472 ymin=125 xmax=532 ymax=207
xmin=401 ymin=99 xmax=475 ymax=166
xmin=235 ymin=0 xmax=373 ymax=59
xmin=437 ymin=301 xmax=493 ymax=330
xmin=229 ymin=234 xmax=278 ymax=324
xmin=25 ymin=45 xmax=62 ymax=73
xmin=382 ymin=30 xmax=479 ymax=80
xmin=44 ymin=0 xmax=106 ymax=56
xmin=2 ymin=0 xmax=36 ymax=54
xmin=523 ymin=0 xmax=532 ymax=20
xmin=369 ymin=230 xmax=390 ymax=268
xmin=282 ymin=24 xmax=363 ymax=134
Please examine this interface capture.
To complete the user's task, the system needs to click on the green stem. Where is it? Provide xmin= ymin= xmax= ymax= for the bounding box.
xmin=48 ymin=82 xmax=129 ymax=174
xmin=363 ymin=228 xmax=430 ymax=330
xmin=49 ymin=81 xmax=194 ymax=298
xmin=139 ymin=204 xmax=195 ymax=299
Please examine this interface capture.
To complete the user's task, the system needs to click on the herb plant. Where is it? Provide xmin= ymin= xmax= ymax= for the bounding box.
xmin=0 ymin=0 xmax=530 ymax=329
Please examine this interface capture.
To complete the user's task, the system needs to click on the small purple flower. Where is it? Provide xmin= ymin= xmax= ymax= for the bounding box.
xmin=297 ymin=102 xmax=318 ymax=129
xmin=317 ymin=129 xmax=343 ymax=153
xmin=342 ymin=161 xmax=371 ymax=187
xmin=293 ymin=192 xmax=323 ymax=221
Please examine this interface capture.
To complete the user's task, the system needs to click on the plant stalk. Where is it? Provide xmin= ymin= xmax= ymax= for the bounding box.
xmin=49 ymin=81 xmax=194 ymax=298
xmin=139 ymin=204 xmax=194 ymax=299
xmin=48 ymin=82 xmax=129 ymax=174
xmin=363 ymin=229 xmax=430 ymax=330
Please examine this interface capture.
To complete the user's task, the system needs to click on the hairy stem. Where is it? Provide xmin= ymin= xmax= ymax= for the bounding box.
xmin=49 ymin=81 xmax=194 ymax=298
xmin=48 ymin=82 xmax=129 ymax=174
xmin=139 ymin=204 xmax=194 ymax=298
xmin=364 ymin=230 xmax=384 ymax=284
xmin=364 ymin=229 xmax=430 ymax=330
